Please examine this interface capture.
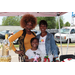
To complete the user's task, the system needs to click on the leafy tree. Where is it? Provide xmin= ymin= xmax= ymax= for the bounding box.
xmin=2 ymin=16 xmax=64 ymax=30
xmin=37 ymin=17 xmax=56 ymax=29
xmin=2 ymin=16 xmax=21 ymax=26
xmin=64 ymin=22 xmax=70 ymax=26
xmin=56 ymin=16 xmax=64 ymax=29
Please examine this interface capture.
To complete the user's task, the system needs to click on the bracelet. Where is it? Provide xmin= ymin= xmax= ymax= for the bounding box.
xmin=55 ymin=58 xmax=59 ymax=61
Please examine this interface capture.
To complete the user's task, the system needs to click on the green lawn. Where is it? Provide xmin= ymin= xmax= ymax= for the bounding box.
xmin=14 ymin=44 xmax=19 ymax=47
xmin=57 ymin=43 xmax=75 ymax=46
xmin=14 ymin=43 xmax=75 ymax=48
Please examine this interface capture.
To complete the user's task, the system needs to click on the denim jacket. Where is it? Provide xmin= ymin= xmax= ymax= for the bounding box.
xmin=36 ymin=32 xmax=58 ymax=58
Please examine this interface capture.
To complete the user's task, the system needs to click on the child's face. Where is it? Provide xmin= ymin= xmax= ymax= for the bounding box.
xmin=31 ymin=39 xmax=39 ymax=48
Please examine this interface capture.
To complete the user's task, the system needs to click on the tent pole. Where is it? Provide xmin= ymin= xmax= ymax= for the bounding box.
xmin=66 ymin=16 xmax=74 ymax=54
xmin=57 ymin=13 xmax=63 ymax=55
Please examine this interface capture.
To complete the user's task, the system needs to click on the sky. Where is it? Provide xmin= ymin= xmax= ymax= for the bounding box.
xmin=62 ymin=12 xmax=72 ymax=24
xmin=0 ymin=16 xmax=3 ymax=25
xmin=0 ymin=12 xmax=74 ymax=25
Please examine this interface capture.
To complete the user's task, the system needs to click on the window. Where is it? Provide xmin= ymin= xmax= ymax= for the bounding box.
xmin=71 ymin=29 xmax=75 ymax=33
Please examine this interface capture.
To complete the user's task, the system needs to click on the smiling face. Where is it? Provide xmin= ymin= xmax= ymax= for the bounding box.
xmin=31 ymin=39 xmax=39 ymax=49
xmin=40 ymin=24 xmax=47 ymax=33
xmin=25 ymin=22 xmax=33 ymax=32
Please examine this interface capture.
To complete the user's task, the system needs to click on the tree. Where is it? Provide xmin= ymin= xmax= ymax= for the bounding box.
xmin=37 ymin=17 xmax=56 ymax=29
xmin=64 ymin=22 xmax=70 ymax=26
xmin=2 ymin=16 xmax=21 ymax=26
xmin=56 ymin=16 xmax=64 ymax=29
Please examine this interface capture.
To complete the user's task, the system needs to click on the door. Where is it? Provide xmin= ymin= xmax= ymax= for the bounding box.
xmin=70 ymin=29 xmax=75 ymax=42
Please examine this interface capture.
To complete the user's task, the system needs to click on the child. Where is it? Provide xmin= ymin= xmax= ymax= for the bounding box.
xmin=25 ymin=37 xmax=41 ymax=62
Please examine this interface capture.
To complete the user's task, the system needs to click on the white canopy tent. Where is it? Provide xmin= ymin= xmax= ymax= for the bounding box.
xmin=0 ymin=12 xmax=66 ymax=17
xmin=0 ymin=12 xmax=67 ymax=55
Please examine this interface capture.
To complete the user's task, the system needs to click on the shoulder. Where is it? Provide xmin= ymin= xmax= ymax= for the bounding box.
xmin=36 ymin=49 xmax=41 ymax=53
xmin=47 ymin=32 xmax=53 ymax=37
xmin=15 ymin=30 xmax=23 ymax=35
xmin=31 ymin=31 xmax=36 ymax=36
xmin=18 ymin=30 xmax=23 ymax=34
xmin=25 ymin=49 xmax=31 ymax=54
xmin=36 ymin=34 xmax=40 ymax=39
xmin=26 ymin=49 xmax=31 ymax=52
xmin=47 ymin=32 xmax=52 ymax=35
xmin=9 ymin=30 xmax=23 ymax=41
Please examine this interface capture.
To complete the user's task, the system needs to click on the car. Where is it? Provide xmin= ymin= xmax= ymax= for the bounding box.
xmin=9 ymin=30 xmax=40 ymax=44
xmin=0 ymin=33 xmax=5 ymax=39
xmin=8 ymin=30 xmax=19 ymax=44
xmin=54 ymin=26 xmax=75 ymax=43
xmin=0 ymin=30 xmax=13 ymax=39
xmin=31 ymin=30 xmax=41 ymax=35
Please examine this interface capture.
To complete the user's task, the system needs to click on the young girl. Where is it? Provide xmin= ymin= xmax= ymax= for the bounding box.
xmin=25 ymin=37 xmax=41 ymax=62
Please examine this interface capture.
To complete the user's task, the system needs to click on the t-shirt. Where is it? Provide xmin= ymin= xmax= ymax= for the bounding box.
xmin=38 ymin=35 xmax=47 ymax=56
xmin=38 ymin=35 xmax=53 ymax=62
xmin=25 ymin=49 xmax=41 ymax=60
xmin=24 ymin=34 xmax=35 ymax=51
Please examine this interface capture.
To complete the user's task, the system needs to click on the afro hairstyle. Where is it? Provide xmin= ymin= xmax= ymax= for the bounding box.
xmin=20 ymin=14 xmax=37 ymax=29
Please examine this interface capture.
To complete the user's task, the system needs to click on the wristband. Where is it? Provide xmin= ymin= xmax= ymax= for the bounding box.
xmin=55 ymin=58 xmax=59 ymax=61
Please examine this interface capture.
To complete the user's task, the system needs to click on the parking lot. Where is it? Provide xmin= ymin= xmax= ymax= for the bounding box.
xmin=0 ymin=38 xmax=75 ymax=62
xmin=0 ymin=46 xmax=75 ymax=62
xmin=59 ymin=46 xmax=75 ymax=56
xmin=0 ymin=39 xmax=4 ymax=43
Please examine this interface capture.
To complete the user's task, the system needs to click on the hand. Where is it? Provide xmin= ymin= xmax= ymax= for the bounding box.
xmin=56 ymin=60 xmax=60 ymax=62
xmin=37 ymin=57 xmax=41 ymax=62
xmin=15 ymin=50 xmax=24 ymax=56
xmin=55 ymin=57 xmax=60 ymax=62
xmin=29 ymin=58 xmax=34 ymax=62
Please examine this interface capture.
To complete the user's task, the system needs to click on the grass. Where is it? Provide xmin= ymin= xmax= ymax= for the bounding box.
xmin=14 ymin=43 xmax=75 ymax=48
xmin=57 ymin=43 xmax=75 ymax=46
xmin=14 ymin=44 xmax=19 ymax=47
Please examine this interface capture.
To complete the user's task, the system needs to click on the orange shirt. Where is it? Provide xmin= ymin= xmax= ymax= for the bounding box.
xmin=9 ymin=30 xmax=36 ymax=51
xmin=24 ymin=34 xmax=35 ymax=51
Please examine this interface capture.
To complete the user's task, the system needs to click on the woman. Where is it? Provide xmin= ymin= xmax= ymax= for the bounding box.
xmin=36 ymin=20 xmax=59 ymax=62
xmin=9 ymin=14 xmax=37 ymax=62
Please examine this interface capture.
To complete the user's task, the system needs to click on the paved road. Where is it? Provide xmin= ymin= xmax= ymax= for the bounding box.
xmin=0 ymin=39 xmax=4 ymax=43
xmin=0 ymin=48 xmax=19 ymax=62
xmin=0 ymin=46 xmax=75 ymax=62
xmin=59 ymin=46 xmax=75 ymax=56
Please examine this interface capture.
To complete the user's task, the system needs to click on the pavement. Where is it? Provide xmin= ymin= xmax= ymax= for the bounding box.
xmin=59 ymin=46 xmax=75 ymax=56
xmin=0 ymin=47 xmax=19 ymax=62
xmin=0 ymin=46 xmax=75 ymax=62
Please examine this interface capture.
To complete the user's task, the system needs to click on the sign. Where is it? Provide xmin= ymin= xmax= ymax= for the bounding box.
xmin=72 ymin=12 xmax=75 ymax=17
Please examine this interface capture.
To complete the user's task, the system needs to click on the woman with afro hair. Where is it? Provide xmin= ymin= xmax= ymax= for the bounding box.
xmin=9 ymin=14 xmax=37 ymax=62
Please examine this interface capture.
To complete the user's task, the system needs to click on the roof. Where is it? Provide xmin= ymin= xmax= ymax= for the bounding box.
xmin=0 ymin=12 xmax=67 ymax=17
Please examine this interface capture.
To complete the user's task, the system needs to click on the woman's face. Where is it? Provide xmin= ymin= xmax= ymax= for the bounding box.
xmin=40 ymin=24 xmax=47 ymax=33
xmin=25 ymin=22 xmax=33 ymax=32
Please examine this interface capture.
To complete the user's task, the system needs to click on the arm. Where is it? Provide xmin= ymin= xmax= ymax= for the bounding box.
xmin=25 ymin=55 xmax=34 ymax=62
xmin=25 ymin=50 xmax=34 ymax=62
xmin=37 ymin=57 xmax=41 ymax=62
xmin=50 ymin=34 xmax=58 ymax=58
xmin=8 ymin=30 xmax=23 ymax=51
